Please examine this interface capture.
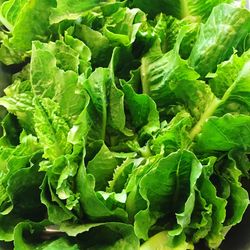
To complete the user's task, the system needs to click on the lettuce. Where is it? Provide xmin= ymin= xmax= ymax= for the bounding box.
xmin=0 ymin=0 xmax=249 ymax=249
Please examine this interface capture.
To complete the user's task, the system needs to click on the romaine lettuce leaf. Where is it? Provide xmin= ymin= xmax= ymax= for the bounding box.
xmin=189 ymin=3 xmax=250 ymax=77
xmin=0 ymin=0 xmax=56 ymax=64
xmin=130 ymin=0 xmax=233 ymax=20
xmin=0 ymin=1 xmax=249 ymax=249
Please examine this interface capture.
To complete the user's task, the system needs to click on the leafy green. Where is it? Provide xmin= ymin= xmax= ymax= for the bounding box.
xmin=50 ymin=0 xmax=103 ymax=24
xmin=0 ymin=0 xmax=249 ymax=249
xmin=60 ymin=221 xmax=140 ymax=249
xmin=127 ymin=150 xmax=203 ymax=240
xmin=0 ymin=0 xmax=56 ymax=64
xmin=195 ymin=114 xmax=250 ymax=152
xmin=189 ymin=4 xmax=250 ymax=77
xmin=130 ymin=0 xmax=233 ymax=20
xmin=103 ymin=7 xmax=146 ymax=46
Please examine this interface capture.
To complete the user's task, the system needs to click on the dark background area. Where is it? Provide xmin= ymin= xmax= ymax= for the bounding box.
xmin=221 ymin=207 xmax=250 ymax=250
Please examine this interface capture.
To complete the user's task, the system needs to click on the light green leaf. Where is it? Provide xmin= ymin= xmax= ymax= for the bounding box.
xmin=195 ymin=114 xmax=250 ymax=152
xmin=104 ymin=7 xmax=146 ymax=46
xmin=31 ymin=41 xmax=85 ymax=123
xmin=83 ymin=68 xmax=111 ymax=141
xmin=64 ymin=32 xmax=92 ymax=76
xmin=197 ymin=170 xmax=227 ymax=249
xmin=34 ymin=98 xmax=71 ymax=160
xmin=40 ymin=175 xmax=77 ymax=224
xmin=75 ymin=24 xmax=113 ymax=67
xmin=87 ymin=141 xmax=118 ymax=191
xmin=0 ymin=0 xmax=56 ymax=61
xmin=76 ymin=164 xmax=128 ymax=221
xmin=128 ymin=150 xmax=203 ymax=240
xmin=130 ymin=0 xmax=232 ymax=20
xmin=50 ymin=0 xmax=103 ymax=24
xmin=208 ymin=50 xmax=250 ymax=98
xmin=151 ymin=111 xmax=192 ymax=155
xmin=108 ymin=158 xmax=137 ymax=193
xmin=0 ymin=93 xmax=34 ymax=133
xmin=141 ymin=231 xmax=194 ymax=250
xmin=123 ymin=84 xmax=160 ymax=139
xmin=189 ymin=4 xmax=250 ymax=77
xmin=45 ymin=155 xmax=81 ymax=212
xmin=140 ymin=33 xmax=212 ymax=120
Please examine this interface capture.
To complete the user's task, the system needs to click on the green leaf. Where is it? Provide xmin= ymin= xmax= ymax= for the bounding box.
xmin=208 ymin=51 xmax=250 ymax=98
xmin=108 ymin=47 xmax=134 ymax=136
xmin=213 ymin=152 xmax=249 ymax=228
xmin=14 ymin=220 xmax=79 ymax=250
xmin=38 ymin=238 xmax=79 ymax=250
xmin=198 ymin=178 xmax=227 ymax=248
xmin=0 ymin=58 xmax=11 ymax=89
xmin=210 ymin=51 xmax=250 ymax=116
xmin=127 ymin=150 xmax=203 ymax=240
xmin=0 ymin=92 xmax=34 ymax=133
xmin=34 ymin=98 xmax=71 ymax=160
xmin=67 ymin=92 xmax=91 ymax=145
xmin=0 ymin=72 xmax=34 ymax=133
xmin=190 ymin=51 xmax=250 ymax=140
xmin=228 ymin=150 xmax=250 ymax=178
xmin=74 ymin=24 xmax=113 ymax=67
xmin=6 ymin=164 xmax=45 ymax=221
xmin=141 ymin=231 xmax=194 ymax=250
xmin=76 ymin=164 xmax=128 ymax=221
xmin=40 ymin=175 xmax=77 ymax=224
xmin=0 ymin=134 xmax=41 ymax=215
xmin=224 ymin=182 xmax=249 ymax=227
xmin=31 ymin=41 xmax=86 ymax=123
xmin=0 ymin=0 xmax=56 ymax=62
xmin=140 ymin=35 xmax=212 ymax=120
xmin=0 ymin=114 xmax=22 ymax=147
xmin=195 ymin=114 xmax=250 ymax=152
xmin=188 ymin=189 xmax=213 ymax=243
xmin=151 ymin=111 xmax=192 ymax=155
xmin=108 ymin=80 xmax=133 ymax=136
xmin=189 ymin=4 xmax=250 ymax=77
xmin=50 ymin=0 xmax=103 ymax=24
xmin=123 ymin=84 xmax=160 ymax=139
xmin=104 ymin=7 xmax=146 ymax=46
xmin=108 ymin=158 xmax=137 ymax=193
xmin=42 ymin=155 xmax=81 ymax=213
xmin=64 ymin=32 xmax=92 ymax=76
xmin=87 ymin=141 xmax=118 ymax=191
xmin=61 ymin=222 xmax=139 ymax=250
xmin=130 ymin=0 xmax=232 ymax=20
xmin=83 ymin=68 xmax=111 ymax=141
xmin=0 ymin=0 xmax=250 ymax=248
xmin=152 ymin=14 xmax=180 ymax=53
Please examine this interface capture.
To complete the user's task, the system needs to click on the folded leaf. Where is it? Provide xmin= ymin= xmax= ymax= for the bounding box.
xmin=104 ymin=7 xmax=146 ymax=46
xmin=0 ymin=0 xmax=56 ymax=63
xmin=31 ymin=41 xmax=85 ymax=123
xmin=34 ymin=98 xmax=71 ymax=160
xmin=50 ymin=0 xmax=103 ymax=24
xmin=189 ymin=4 xmax=250 ymax=77
xmin=127 ymin=150 xmax=203 ymax=240
xmin=130 ymin=0 xmax=233 ymax=20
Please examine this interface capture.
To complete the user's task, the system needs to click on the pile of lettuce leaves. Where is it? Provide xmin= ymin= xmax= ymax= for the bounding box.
xmin=0 ymin=0 xmax=250 ymax=249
